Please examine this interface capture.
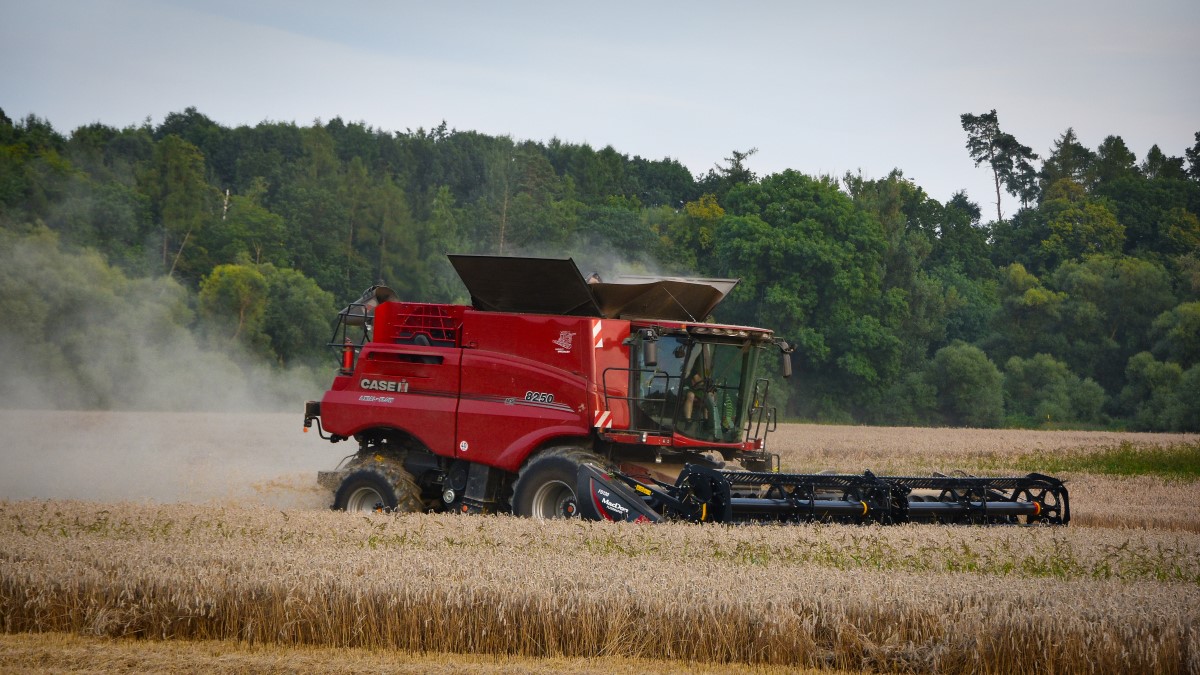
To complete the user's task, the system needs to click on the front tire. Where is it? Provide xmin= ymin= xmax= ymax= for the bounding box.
xmin=511 ymin=447 xmax=597 ymax=520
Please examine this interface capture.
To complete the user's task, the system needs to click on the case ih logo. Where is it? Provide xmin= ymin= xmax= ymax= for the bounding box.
xmin=360 ymin=378 xmax=410 ymax=393
xmin=552 ymin=331 xmax=575 ymax=354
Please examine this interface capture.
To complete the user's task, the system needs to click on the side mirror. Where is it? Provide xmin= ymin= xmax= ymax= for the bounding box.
xmin=641 ymin=330 xmax=658 ymax=367
xmin=777 ymin=340 xmax=793 ymax=378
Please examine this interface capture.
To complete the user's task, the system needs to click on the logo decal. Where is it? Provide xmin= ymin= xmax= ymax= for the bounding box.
xmin=360 ymin=378 xmax=409 ymax=393
xmin=553 ymin=331 xmax=575 ymax=354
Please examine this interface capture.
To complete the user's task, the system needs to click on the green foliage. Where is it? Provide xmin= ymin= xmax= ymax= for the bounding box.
xmin=140 ymin=134 xmax=219 ymax=280
xmin=1040 ymin=128 xmax=1096 ymax=191
xmin=1 ymin=107 xmax=1197 ymax=430
xmin=933 ymin=265 xmax=998 ymax=346
xmin=259 ymin=264 xmax=337 ymax=366
xmin=1035 ymin=179 xmax=1124 ymax=270
xmin=1013 ymin=441 xmax=1200 ymax=481
xmin=1119 ymin=352 xmax=1191 ymax=431
xmin=1151 ymin=302 xmax=1200 ymax=367
xmin=1142 ymin=145 xmax=1187 ymax=181
xmin=929 ymin=191 xmax=991 ymax=279
xmin=697 ymin=148 xmax=758 ymax=203
xmin=866 ymin=371 xmax=938 ymax=426
xmin=199 ymin=263 xmax=269 ymax=349
xmin=1094 ymin=172 xmax=1199 ymax=257
xmin=0 ymin=225 xmax=329 ymax=410
xmin=1175 ymin=365 xmax=1200 ymax=432
xmin=1092 ymin=135 xmax=1140 ymax=185
xmin=1172 ymin=253 xmax=1200 ymax=302
xmin=715 ymin=171 xmax=899 ymax=418
xmin=1187 ymin=132 xmax=1200 ymax=181
xmin=1160 ymin=207 xmax=1200 ymax=257
xmin=1003 ymin=354 xmax=1106 ymax=426
xmin=576 ymin=204 xmax=653 ymax=254
xmin=960 ymin=110 xmax=1039 ymax=218
xmin=1049 ymin=254 xmax=1176 ymax=391
xmin=844 ymin=170 xmax=948 ymax=365
xmin=196 ymin=262 xmax=335 ymax=366
xmin=983 ymin=263 xmax=1067 ymax=365
xmin=664 ymin=194 xmax=724 ymax=268
xmin=213 ymin=179 xmax=283 ymax=257
xmin=926 ymin=342 xmax=1004 ymax=427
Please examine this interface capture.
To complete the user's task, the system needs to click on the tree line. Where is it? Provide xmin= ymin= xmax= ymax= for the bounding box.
xmin=1 ymin=107 xmax=1197 ymax=429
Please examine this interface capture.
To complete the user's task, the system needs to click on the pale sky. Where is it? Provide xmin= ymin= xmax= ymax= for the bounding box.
xmin=3 ymin=0 xmax=1197 ymax=217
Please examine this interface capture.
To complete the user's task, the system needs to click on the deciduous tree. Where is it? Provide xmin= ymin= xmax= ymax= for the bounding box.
xmin=1003 ymin=353 xmax=1105 ymax=425
xmin=1150 ymin=301 xmax=1200 ymax=368
xmin=199 ymin=263 xmax=268 ymax=348
xmin=925 ymin=342 xmax=1004 ymax=427
xmin=1035 ymin=179 xmax=1124 ymax=270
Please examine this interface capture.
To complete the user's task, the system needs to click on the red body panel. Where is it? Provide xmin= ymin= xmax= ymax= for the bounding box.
xmin=591 ymin=319 xmax=632 ymax=429
xmin=456 ymin=312 xmax=594 ymax=471
xmin=319 ymin=343 xmax=462 ymax=456
xmin=320 ymin=303 xmax=634 ymax=472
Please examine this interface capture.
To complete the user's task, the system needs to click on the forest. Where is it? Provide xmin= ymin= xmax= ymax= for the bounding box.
xmin=0 ymin=107 xmax=1197 ymax=431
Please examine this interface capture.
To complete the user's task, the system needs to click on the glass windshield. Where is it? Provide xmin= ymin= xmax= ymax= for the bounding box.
xmin=634 ymin=335 xmax=757 ymax=443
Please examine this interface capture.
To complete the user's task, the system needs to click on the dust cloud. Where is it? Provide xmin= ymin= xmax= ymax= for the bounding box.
xmin=0 ymin=229 xmax=349 ymax=508
xmin=509 ymin=235 xmax=682 ymax=284
xmin=0 ymin=410 xmax=341 ymax=509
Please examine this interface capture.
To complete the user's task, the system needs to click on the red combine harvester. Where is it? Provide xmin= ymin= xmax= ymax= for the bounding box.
xmin=304 ymin=255 xmax=1068 ymax=525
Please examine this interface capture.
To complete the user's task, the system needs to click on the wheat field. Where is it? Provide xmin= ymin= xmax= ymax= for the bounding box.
xmin=1 ymin=412 xmax=1198 ymax=673
xmin=768 ymin=423 xmax=1196 ymax=474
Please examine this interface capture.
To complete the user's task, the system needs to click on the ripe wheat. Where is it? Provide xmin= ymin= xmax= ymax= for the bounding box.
xmin=2 ymin=500 xmax=1197 ymax=673
xmin=2 ymin=417 xmax=1198 ymax=672
xmin=768 ymin=424 xmax=1198 ymax=475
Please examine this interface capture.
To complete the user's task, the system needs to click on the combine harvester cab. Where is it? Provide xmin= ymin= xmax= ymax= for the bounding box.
xmin=305 ymin=254 xmax=1068 ymax=526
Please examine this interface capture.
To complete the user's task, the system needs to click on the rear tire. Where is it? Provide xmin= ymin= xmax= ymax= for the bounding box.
xmin=511 ymin=447 xmax=597 ymax=520
xmin=333 ymin=466 xmax=424 ymax=513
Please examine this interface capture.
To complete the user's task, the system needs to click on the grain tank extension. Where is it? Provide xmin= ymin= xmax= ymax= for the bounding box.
xmin=304 ymin=255 xmax=1068 ymax=525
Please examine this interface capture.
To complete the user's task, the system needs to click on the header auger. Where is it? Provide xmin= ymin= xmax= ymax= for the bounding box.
xmin=304 ymin=254 xmax=1068 ymax=526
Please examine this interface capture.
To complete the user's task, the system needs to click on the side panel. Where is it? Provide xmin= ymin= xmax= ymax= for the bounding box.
xmin=592 ymin=318 xmax=633 ymax=430
xmin=456 ymin=313 xmax=592 ymax=472
xmin=320 ymin=344 xmax=461 ymax=457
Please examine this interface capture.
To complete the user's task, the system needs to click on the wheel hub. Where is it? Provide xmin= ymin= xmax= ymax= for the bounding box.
xmin=530 ymin=479 xmax=580 ymax=520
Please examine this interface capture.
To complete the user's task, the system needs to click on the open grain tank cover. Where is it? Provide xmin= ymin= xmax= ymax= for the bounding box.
xmin=448 ymin=254 xmax=602 ymax=316
xmin=447 ymin=254 xmax=739 ymax=321
xmin=591 ymin=275 xmax=739 ymax=321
